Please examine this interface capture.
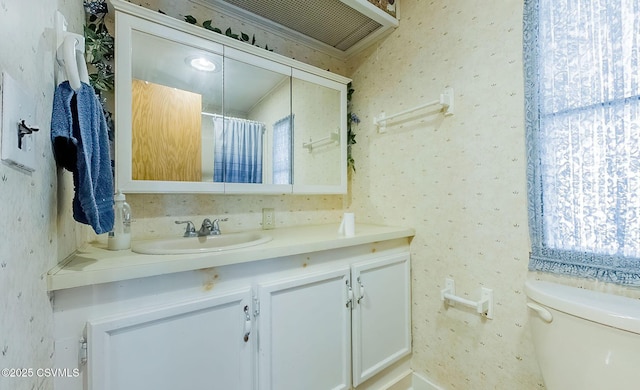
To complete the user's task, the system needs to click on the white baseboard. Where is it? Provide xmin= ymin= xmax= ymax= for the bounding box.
xmin=382 ymin=370 xmax=443 ymax=390
xmin=355 ymin=361 xmax=443 ymax=390
xmin=409 ymin=372 xmax=444 ymax=390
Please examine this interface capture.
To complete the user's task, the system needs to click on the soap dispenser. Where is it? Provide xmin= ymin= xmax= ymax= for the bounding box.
xmin=107 ymin=190 xmax=132 ymax=250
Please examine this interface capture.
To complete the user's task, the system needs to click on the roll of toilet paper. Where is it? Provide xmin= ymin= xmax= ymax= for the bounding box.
xmin=338 ymin=212 xmax=355 ymax=236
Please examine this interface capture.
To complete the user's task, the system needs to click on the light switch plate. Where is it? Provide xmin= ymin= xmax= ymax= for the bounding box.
xmin=1 ymin=72 xmax=37 ymax=172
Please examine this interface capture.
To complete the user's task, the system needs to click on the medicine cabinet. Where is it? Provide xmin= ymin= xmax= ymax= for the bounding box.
xmin=112 ymin=0 xmax=349 ymax=194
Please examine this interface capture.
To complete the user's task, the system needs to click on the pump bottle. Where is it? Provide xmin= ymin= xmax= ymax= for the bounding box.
xmin=107 ymin=190 xmax=131 ymax=250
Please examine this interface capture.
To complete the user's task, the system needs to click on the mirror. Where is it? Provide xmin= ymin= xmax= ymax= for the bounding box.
xmin=115 ymin=8 xmax=348 ymax=194
xmin=222 ymin=49 xmax=292 ymax=186
xmin=130 ymin=30 xmax=223 ymax=183
xmin=292 ymin=73 xmax=343 ymax=188
xmin=129 ymin=31 xmax=291 ymax=186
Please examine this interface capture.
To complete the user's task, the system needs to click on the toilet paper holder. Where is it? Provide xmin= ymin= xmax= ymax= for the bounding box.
xmin=441 ymin=278 xmax=494 ymax=319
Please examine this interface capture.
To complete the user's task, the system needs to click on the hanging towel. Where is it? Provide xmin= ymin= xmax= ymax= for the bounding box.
xmin=51 ymin=81 xmax=114 ymax=234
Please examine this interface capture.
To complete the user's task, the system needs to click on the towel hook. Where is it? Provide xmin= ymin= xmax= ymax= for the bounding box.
xmin=55 ymin=12 xmax=90 ymax=91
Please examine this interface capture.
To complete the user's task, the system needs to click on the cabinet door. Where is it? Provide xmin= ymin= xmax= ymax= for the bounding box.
xmin=352 ymin=253 xmax=411 ymax=386
xmin=87 ymin=288 xmax=254 ymax=390
xmin=257 ymin=267 xmax=352 ymax=390
xmin=115 ymin=13 xmax=226 ymax=193
xmin=291 ymin=69 xmax=347 ymax=194
xmin=222 ymin=47 xmax=292 ymax=193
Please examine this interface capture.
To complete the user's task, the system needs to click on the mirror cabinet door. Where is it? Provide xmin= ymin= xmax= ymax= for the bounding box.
xmin=291 ymin=70 xmax=347 ymax=194
xmin=116 ymin=14 xmax=226 ymax=193
xmin=219 ymin=48 xmax=292 ymax=193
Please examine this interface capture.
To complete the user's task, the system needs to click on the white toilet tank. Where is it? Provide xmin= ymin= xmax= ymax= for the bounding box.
xmin=525 ymin=280 xmax=640 ymax=390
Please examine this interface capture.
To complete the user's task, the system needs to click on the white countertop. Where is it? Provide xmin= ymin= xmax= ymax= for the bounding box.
xmin=48 ymin=224 xmax=414 ymax=291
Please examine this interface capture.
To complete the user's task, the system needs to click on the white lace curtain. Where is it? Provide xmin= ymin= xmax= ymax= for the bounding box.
xmin=524 ymin=0 xmax=640 ymax=284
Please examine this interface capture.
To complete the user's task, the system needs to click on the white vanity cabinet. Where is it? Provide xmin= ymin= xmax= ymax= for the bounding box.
xmin=351 ymin=253 xmax=411 ymax=387
xmin=49 ymin=225 xmax=414 ymax=390
xmin=257 ymin=252 xmax=411 ymax=390
xmin=87 ymin=288 xmax=255 ymax=390
xmin=257 ymin=266 xmax=353 ymax=390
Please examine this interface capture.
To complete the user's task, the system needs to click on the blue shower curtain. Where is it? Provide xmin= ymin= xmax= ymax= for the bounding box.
xmin=213 ymin=116 xmax=264 ymax=183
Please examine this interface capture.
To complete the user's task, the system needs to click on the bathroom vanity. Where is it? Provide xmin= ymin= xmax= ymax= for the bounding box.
xmin=49 ymin=224 xmax=414 ymax=390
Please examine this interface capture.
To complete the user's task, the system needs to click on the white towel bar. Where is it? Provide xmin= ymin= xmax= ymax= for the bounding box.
xmin=302 ymin=132 xmax=339 ymax=152
xmin=440 ymin=278 xmax=493 ymax=319
xmin=374 ymin=87 xmax=454 ymax=132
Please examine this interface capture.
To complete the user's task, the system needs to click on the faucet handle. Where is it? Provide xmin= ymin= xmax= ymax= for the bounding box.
xmin=211 ymin=217 xmax=228 ymax=235
xmin=175 ymin=220 xmax=197 ymax=237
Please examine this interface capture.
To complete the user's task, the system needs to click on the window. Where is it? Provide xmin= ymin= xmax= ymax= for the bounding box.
xmin=524 ymin=0 xmax=640 ymax=284
xmin=272 ymin=115 xmax=293 ymax=185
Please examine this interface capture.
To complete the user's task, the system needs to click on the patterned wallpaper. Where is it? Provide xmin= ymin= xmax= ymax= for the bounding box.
xmin=349 ymin=0 xmax=640 ymax=387
xmin=0 ymin=1 xmax=88 ymax=390
xmin=347 ymin=0 xmax=541 ymax=388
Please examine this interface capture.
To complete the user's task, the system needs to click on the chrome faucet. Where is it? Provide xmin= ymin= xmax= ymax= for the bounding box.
xmin=175 ymin=220 xmax=197 ymax=237
xmin=198 ymin=218 xmax=228 ymax=236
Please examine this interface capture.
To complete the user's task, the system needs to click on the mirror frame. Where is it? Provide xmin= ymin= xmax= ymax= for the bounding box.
xmin=113 ymin=0 xmax=349 ymax=194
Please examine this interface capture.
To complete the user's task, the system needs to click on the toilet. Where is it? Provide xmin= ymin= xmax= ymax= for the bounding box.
xmin=525 ymin=280 xmax=640 ymax=389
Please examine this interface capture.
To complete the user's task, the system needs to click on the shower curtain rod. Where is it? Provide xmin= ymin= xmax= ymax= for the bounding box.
xmin=201 ymin=112 xmax=266 ymax=127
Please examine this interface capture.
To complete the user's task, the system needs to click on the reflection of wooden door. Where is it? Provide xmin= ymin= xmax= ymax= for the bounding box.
xmin=132 ymin=80 xmax=202 ymax=181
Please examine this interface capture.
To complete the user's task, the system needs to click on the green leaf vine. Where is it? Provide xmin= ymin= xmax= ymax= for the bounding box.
xmin=183 ymin=15 xmax=274 ymax=52
xmin=83 ymin=0 xmax=115 ymax=138
xmin=84 ymin=1 xmax=114 ymax=93
xmin=347 ymin=82 xmax=359 ymax=173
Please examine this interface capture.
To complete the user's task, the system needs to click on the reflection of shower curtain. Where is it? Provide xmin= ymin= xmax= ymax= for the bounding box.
xmin=213 ymin=116 xmax=264 ymax=183
xmin=272 ymin=115 xmax=293 ymax=185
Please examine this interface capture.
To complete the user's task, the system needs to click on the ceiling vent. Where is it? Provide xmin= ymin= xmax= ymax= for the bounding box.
xmin=191 ymin=0 xmax=399 ymax=59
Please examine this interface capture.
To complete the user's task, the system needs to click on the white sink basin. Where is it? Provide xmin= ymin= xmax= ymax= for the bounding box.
xmin=132 ymin=232 xmax=272 ymax=255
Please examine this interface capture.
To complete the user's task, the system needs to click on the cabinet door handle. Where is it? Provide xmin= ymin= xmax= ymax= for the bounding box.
xmin=346 ymin=280 xmax=353 ymax=308
xmin=243 ymin=305 xmax=251 ymax=342
xmin=357 ymin=277 xmax=365 ymax=304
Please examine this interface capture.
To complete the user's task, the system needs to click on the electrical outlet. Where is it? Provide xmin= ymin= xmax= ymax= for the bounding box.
xmin=262 ymin=208 xmax=275 ymax=230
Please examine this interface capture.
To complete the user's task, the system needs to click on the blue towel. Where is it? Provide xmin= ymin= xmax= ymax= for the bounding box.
xmin=51 ymin=81 xmax=114 ymax=234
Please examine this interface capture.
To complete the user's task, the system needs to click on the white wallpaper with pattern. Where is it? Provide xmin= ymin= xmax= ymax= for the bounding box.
xmin=0 ymin=1 xmax=89 ymax=390
xmin=348 ymin=0 xmax=640 ymax=388
xmin=347 ymin=0 xmax=539 ymax=388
